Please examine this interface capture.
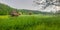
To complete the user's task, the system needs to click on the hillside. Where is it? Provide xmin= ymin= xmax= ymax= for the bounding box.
xmin=18 ymin=9 xmax=55 ymax=15
xmin=0 ymin=3 xmax=42 ymax=15
xmin=0 ymin=3 xmax=54 ymax=15
xmin=0 ymin=3 xmax=14 ymax=15
xmin=18 ymin=9 xmax=42 ymax=14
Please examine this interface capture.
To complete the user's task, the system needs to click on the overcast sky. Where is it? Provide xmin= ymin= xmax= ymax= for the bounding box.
xmin=0 ymin=0 xmax=39 ymax=10
xmin=0 ymin=0 xmax=58 ymax=12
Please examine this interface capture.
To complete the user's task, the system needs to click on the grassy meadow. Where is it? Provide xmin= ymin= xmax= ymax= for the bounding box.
xmin=0 ymin=15 xmax=60 ymax=30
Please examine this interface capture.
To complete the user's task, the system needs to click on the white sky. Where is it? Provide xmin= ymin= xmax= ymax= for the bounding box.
xmin=0 ymin=0 xmax=39 ymax=10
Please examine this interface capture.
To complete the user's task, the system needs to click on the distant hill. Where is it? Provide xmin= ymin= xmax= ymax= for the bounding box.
xmin=18 ymin=9 xmax=54 ymax=15
xmin=18 ymin=9 xmax=42 ymax=14
xmin=0 ymin=3 xmax=14 ymax=15
xmin=0 ymin=3 xmax=53 ymax=15
xmin=0 ymin=3 xmax=42 ymax=15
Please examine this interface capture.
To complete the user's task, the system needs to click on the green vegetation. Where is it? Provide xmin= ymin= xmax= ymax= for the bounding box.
xmin=0 ymin=15 xmax=60 ymax=30
xmin=0 ymin=3 xmax=15 ymax=15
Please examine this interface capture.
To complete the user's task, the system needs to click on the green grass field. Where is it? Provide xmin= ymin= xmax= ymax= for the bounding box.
xmin=0 ymin=15 xmax=60 ymax=30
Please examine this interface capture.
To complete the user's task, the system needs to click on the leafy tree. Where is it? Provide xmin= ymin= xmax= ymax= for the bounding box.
xmin=33 ymin=0 xmax=60 ymax=10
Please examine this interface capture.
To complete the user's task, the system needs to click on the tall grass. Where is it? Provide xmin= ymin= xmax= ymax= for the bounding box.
xmin=0 ymin=15 xmax=60 ymax=30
